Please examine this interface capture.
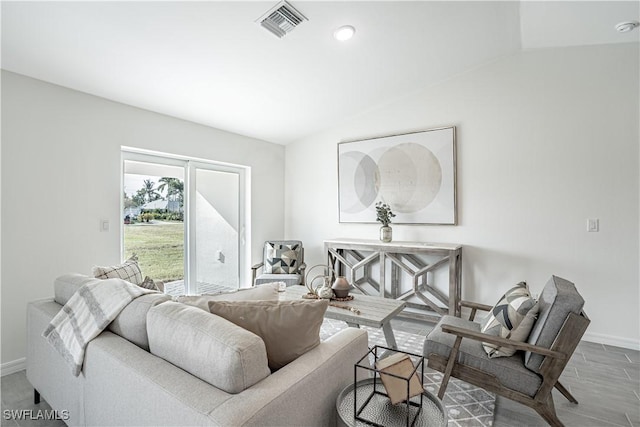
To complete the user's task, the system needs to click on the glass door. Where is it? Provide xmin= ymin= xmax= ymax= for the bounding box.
xmin=191 ymin=167 xmax=240 ymax=294
xmin=122 ymin=159 xmax=185 ymax=292
xmin=122 ymin=149 xmax=249 ymax=296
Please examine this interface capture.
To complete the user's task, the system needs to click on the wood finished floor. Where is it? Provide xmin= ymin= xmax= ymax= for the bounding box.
xmin=2 ymin=317 xmax=638 ymax=427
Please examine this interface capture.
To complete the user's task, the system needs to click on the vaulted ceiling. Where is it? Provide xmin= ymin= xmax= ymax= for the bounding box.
xmin=2 ymin=1 xmax=638 ymax=144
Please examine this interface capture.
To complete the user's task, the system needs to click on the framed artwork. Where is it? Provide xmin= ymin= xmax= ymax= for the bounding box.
xmin=337 ymin=126 xmax=457 ymax=225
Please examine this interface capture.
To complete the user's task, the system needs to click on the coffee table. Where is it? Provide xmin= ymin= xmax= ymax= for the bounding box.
xmin=280 ymin=285 xmax=406 ymax=350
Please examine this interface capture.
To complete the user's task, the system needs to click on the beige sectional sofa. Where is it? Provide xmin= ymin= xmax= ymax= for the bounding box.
xmin=27 ymin=274 xmax=369 ymax=426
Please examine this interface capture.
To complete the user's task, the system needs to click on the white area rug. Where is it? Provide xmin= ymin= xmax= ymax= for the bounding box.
xmin=321 ymin=318 xmax=495 ymax=427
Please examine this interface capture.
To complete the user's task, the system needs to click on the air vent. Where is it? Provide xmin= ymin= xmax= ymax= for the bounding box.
xmin=256 ymin=1 xmax=307 ymax=39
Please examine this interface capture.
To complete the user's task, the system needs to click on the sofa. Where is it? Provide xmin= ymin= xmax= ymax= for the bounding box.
xmin=26 ymin=274 xmax=369 ymax=426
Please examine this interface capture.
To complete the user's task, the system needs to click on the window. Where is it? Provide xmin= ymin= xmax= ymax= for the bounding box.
xmin=122 ymin=148 xmax=250 ymax=295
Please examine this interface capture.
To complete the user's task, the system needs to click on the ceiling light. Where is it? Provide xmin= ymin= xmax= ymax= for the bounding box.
xmin=334 ymin=25 xmax=355 ymax=41
xmin=615 ymin=21 xmax=639 ymax=33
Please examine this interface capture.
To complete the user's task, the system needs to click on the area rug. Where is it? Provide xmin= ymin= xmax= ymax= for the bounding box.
xmin=321 ymin=319 xmax=496 ymax=427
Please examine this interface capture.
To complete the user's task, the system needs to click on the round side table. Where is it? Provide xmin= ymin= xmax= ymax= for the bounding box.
xmin=336 ymin=378 xmax=447 ymax=427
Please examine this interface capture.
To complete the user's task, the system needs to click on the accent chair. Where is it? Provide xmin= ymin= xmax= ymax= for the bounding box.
xmin=251 ymin=240 xmax=306 ymax=287
xmin=424 ymin=275 xmax=589 ymax=427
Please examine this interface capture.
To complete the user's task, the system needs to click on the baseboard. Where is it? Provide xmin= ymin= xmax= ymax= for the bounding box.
xmin=582 ymin=332 xmax=640 ymax=351
xmin=1 ymin=357 xmax=26 ymax=376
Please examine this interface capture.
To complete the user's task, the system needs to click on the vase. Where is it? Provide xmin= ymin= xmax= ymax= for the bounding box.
xmin=380 ymin=225 xmax=392 ymax=243
xmin=332 ymin=276 xmax=351 ymax=298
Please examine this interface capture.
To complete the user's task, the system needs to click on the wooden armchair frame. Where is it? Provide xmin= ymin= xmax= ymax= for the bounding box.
xmin=427 ymin=300 xmax=590 ymax=427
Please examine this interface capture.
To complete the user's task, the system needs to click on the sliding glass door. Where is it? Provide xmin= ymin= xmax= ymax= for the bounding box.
xmin=122 ymin=150 xmax=249 ymax=295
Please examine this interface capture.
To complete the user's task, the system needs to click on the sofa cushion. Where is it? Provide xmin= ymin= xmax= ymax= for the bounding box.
xmin=107 ymin=293 xmax=171 ymax=350
xmin=424 ymin=315 xmax=542 ymax=397
xmin=93 ymin=255 xmax=144 ymax=286
xmin=147 ymin=301 xmax=270 ymax=394
xmin=175 ymin=282 xmax=280 ymax=311
xmin=208 ymin=299 xmax=328 ymax=371
xmin=524 ymin=276 xmax=584 ymax=373
xmin=480 ymin=282 xmax=539 ymax=358
xmin=54 ymin=273 xmax=102 ymax=306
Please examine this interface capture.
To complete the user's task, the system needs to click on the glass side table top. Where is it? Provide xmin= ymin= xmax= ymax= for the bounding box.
xmin=337 ymin=378 xmax=447 ymax=427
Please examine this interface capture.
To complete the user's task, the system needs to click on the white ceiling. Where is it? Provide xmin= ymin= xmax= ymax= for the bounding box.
xmin=2 ymin=1 xmax=638 ymax=145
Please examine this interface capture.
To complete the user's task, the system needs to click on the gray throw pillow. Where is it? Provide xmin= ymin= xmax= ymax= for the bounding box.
xmin=480 ymin=282 xmax=539 ymax=358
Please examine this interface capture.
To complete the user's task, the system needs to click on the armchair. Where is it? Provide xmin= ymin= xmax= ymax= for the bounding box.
xmin=251 ymin=240 xmax=306 ymax=287
xmin=424 ymin=276 xmax=589 ymax=427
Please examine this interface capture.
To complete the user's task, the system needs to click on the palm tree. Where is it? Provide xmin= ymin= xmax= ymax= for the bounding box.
xmin=158 ymin=177 xmax=184 ymax=206
xmin=142 ymin=179 xmax=161 ymax=203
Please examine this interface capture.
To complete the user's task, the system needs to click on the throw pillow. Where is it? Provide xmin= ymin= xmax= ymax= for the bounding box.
xmin=175 ymin=282 xmax=281 ymax=311
xmin=92 ymin=255 xmax=144 ymax=286
xmin=480 ymin=282 xmax=539 ymax=358
xmin=208 ymin=299 xmax=329 ymax=371
xmin=139 ymin=276 xmax=160 ymax=291
xmin=264 ymin=243 xmax=299 ymax=274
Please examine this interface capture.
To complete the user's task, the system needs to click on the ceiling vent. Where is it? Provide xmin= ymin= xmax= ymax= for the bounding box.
xmin=256 ymin=1 xmax=307 ymax=39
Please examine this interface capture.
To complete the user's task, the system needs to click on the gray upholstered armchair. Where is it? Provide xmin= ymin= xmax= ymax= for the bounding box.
xmin=424 ymin=276 xmax=589 ymax=427
xmin=251 ymin=240 xmax=306 ymax=287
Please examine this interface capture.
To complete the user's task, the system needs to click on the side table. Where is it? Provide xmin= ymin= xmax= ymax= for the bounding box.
xmin=336 ymin=378 xmax=446 ymax=427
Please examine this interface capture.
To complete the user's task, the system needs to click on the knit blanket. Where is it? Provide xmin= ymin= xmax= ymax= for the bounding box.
xmin=43 ymin=278 xmax=157 ymax=376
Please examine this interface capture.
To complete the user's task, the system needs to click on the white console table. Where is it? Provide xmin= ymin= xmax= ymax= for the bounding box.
xmin=324 ymin=238 xmax=462 ymax=322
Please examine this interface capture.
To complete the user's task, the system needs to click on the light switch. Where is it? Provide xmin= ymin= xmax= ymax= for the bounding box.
xmin=101 ymin=219 xmax=110 ymax=232
xmin=587 ymin=219 xmax=599 ymax=232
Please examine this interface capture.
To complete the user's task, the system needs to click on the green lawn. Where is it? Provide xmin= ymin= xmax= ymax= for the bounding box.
xmin=124 ymin=221 xmax=184 ymax=282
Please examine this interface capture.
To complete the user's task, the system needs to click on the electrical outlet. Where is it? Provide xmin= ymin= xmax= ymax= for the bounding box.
xmin=587 ymin=219 xmax=599 ymax=232
xmin=100 ymin=219 xmax=110 ymax=232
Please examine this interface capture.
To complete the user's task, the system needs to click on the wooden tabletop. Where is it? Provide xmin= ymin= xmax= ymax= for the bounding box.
xmin=280 ymin=285 xmax=406 ymax=328
xmin=325 ymin=238 xmax=462 ymax=251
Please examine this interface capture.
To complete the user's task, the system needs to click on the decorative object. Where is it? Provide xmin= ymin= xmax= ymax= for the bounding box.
xmin=316 ymin=280 xmax=334 ymax=299
xmin=331 ymin=276 xmax=351 ymax=298
xmin=379 ymin=226 xmax=392 ymax=243
xmin=305 ymin=264 xmax=335 ymax=298
xmin=375 ymin=201 xmax=395 ymax=242
xmin=338 ymin=126 xmax=456 ymax=225
xmin=375 ymin=352 xmax=423 ymax=405
xmin=351 ymin=346 xmax=428 ymax=426
xmin=329 ymin=302 xmax=360 ymax=314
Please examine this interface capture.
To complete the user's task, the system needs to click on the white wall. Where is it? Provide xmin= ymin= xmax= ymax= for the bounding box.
xmin=1 ymin=71 xmax=285 ymax=366
xmin=285 ymin=43 xmax=640 ymax=349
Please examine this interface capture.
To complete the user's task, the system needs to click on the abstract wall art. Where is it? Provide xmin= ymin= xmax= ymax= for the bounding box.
xmin=338 ymin=126 xmax=457 ymax=225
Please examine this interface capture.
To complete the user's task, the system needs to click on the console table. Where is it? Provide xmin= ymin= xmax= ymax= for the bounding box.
xmin=325 ymin=238 xmax=462 ymax=322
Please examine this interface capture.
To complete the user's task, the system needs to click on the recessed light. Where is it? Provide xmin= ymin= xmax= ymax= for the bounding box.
xmin=615 ymin=21 xmax=639 ymax=33
xmin=334 ymin=25 xmax=355 ymax=41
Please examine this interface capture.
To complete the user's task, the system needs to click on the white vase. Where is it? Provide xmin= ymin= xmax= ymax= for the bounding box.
xmin=380 ymin=226 xmax=392 ymax=243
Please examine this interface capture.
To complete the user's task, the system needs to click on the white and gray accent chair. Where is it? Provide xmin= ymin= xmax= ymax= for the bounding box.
xmin=251 ymin=240 xmax=306 ymax=287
